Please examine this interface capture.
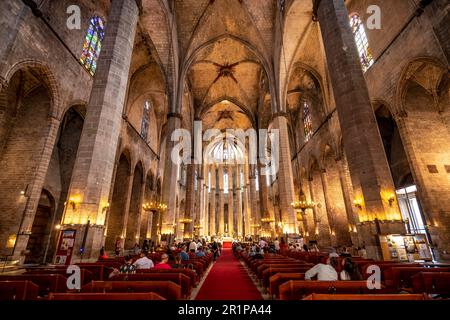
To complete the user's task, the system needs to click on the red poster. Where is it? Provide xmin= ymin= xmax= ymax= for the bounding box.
xmin=55 ymin=229 xmax=76 ymax=265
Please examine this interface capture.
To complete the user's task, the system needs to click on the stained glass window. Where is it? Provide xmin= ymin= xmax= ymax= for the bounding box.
xmin=141 ymin=101 xmax=151 ymax=140
xmin=303 ymin=101 xmax=313 ymax=142
xmin=224 ymin=170 xmax=229 ymax=194
xmin=80 ymin=16 xmax=105 ymax=76
xmin=349 ymin=14 xmax=374 ymax=72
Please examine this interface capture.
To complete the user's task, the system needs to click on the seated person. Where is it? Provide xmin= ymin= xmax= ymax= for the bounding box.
xmin=98 ymin=247 xmax=108 ymax=260
xmin=172 ymin=255 xmax=183 ymax=269
xmin=196 ymin=247 xmax=206 ymax=257
xmin=305 ymin=257 xmax=338 ymax=281
xmin=179 ymin=246 xmax=190 ymax=261
xmin=134 ymin=250 xmax=154 ymax=269
xmin=340 ymin=257 xmax=363 ymax=280
xmin=154 ymin=253 xmax=172 ymax=269
xmin=109 ymin=255 xmax=136 ymax=278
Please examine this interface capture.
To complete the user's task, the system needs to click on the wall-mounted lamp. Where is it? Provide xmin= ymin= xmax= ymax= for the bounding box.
xmin=353 ymin=199 xmax=363 ymax=210
xmin=65 ymin=197 xmax=80 ymax=210
xmin=102 ymin=203 xmax=110 ymax=213
xmin=388 ymin=195 xmax=396 ymax=207
xmin=55 ymin=224 xmax=61 ymax=230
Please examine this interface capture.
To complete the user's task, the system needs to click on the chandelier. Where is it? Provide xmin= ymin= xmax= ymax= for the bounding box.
xmin=291 ymin=190 xmax=318 ymax=221
xmin=179 ymin=218 xmax=193 ymax=224
xmin=261 ymin=217 xmax=275 ymax=223
xmin=142 ymin=201 xmax=167 ymax=211
xmin=250 ymin=224 xmax=261 ymax=228
xmin=291 ymin=200 xmax=317 ymax=211
xmin=194 ymin=224 xmax=203 ymax=229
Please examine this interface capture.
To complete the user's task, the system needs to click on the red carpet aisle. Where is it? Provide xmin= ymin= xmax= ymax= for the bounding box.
xmin=195 ymin=249 xmax=263 ymax=300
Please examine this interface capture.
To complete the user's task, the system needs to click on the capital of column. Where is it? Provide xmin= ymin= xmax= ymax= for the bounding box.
xmin=167 ymin=113 xmax=183 ymax=121
xmin=271 ymin=111 xmax=288 ymax=120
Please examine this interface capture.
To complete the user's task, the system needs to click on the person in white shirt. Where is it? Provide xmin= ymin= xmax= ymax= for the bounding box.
xmin=189 ymin=240 xmax=197 ymax=253
xmin=273 ymin=238 xmax=280 ymax=252
xmin=305 ymin=257 xmax=339 ymax=281
xmin=259 ymin=239 xmax=267 ymax=249
xmin=134 ymin=251 xmax=154 ymax=269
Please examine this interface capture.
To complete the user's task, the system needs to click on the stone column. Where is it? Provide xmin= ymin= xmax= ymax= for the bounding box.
xmin=146 ymin=211 xmax=154 ymax=240
xmin=271 ymin=115 xmax=298 ymax=234
xmin=161 ymin=114 xmax=182 ymax=238
xmin=227 ymin=167 xmax=234 ymax=237
xmin=136 ymin=180 xmax=146 ymax=244
xmin=59 ymin=0 xmax=139 ymax=260
xmin=183 ymin=163 xmax=195 ymax=239
xmin=235 ymin=165 xmax=243 ymax=238
xmin=218 ymin=165 xmax=225 ymax=236
xmin=320 ymin=169 xmax=337 ymax=246
xmin=315 ymin=0 xmax=404 ymax=258
xmin=249 ymin=165 xmax=260 ymax=236
xmin=9 ymin=117 xmax=60 ymax=262
xmin=243 ymin=163 xmax=251 ymax=236
xmin=337 ymin=156 xmax=360 ymax=246
xmin=196 ymin=171 xmax=204 ymax=237
xmin=308 ymin=177 xmax=331 ymax=247
xmin=209 ymin=165 xmax=216 ymax=236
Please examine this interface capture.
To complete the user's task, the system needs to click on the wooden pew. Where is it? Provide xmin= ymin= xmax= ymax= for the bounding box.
xmin=361 ymin=263 xmax=421 ymax=279
xmin=412 ymin=272 xmax=450 ymax=295
xmin=257 ymin=263 xmax=311 ymax=279
xmin=389 ymin=267 xmax=450 ymax=290
xmin=136 ymin=268 xmax=198 ymax=287
xmin=0 ymin=274 xmax=67 ymax=297
xmin=48 ymin=292 xmax=166 ymax=300
xmin=261 ymin=267 xmax=310 ymax=288
xmin=0 ymin=281 xmax=39 ymax=300
xmin=279 ymin=280 xmax=386 ymax=300
xmin=75 ymin=264 xmax=110 ymax=280
xmin=110 ymin=273 xmax=191 ymax=298
xmin=302 ymin=293 xmax=427 ymax=300
xmin=81 ymin=280 xmax=182 ymax=300
xmin=269 ymin=273 xmax=305 ymax=299
xmin=24 ymin=268 xmax=93 ymax=285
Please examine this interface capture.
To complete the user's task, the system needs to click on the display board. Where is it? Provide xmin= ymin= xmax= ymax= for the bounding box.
xmin=379 ymin=234 xmax=432 ymax=262
xmin=55 ymin=229 xmax=76 ymax=265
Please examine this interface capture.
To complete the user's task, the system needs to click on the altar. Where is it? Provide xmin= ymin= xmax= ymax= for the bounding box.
xmin=222 ymin=236 xmax=234 ymax=249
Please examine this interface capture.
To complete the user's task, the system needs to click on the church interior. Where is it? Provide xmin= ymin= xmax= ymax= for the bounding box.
xmin=0 ymin=0 xmax=449 ymax=301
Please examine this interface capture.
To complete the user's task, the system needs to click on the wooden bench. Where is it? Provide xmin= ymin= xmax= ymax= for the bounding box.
xmin=279 ymin=280 xmax=386 ymax=300
xmin=257 ymin=263 xmax=311 ymax=279
xmin=110 ymin=273 xmax=191 ymax=298
xmin=388 ymin=267 xmax=450 ymax=290
xmin=75 ymin=264 xmax=111 ymax=280
xmin=412 ymin=272 xmax=450 ymax=295
xmin=269 ymin=273 xmax=305 ymax=298
xmin=81 ymin=280 xmax=182 ymax=300
xmin=0 ymin=281 xmax=39 ymax=300
xmin=261 ymin=267 xmax=310 ymax=288
xmin=136 ymin=268 xmax=198 ymax=287
xmin=302 ymin=293 xmax=427 ymax=300
xmin=48 ymin=292 xmax=166 ymax=300
xmin=0 ymin=274 xmax=67 ymax=297
xmin=361 ymin=263 xmax=421 ymax=279
xmin=25 ymin=268 xmax=93 ymax=285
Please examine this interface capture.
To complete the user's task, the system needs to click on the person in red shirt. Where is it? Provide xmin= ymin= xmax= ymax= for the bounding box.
xmin=154 ymin=253 xmax=172 ymax=269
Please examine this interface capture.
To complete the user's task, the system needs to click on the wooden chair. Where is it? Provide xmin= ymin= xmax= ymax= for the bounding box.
xmin=302 ymin=293 xmax=427 ymax=300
